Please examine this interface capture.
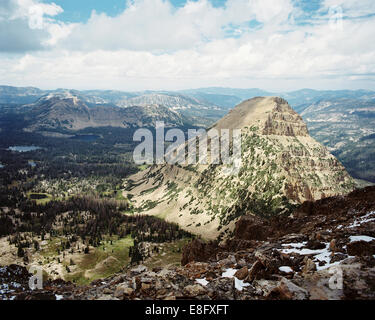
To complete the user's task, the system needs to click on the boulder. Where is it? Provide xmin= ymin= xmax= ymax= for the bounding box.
xmin=267 ymin=278 xmax=309 ymax=300
xmin=124 ymin=287 xmax=134 ymax=296
xmin=254 ymin=250 xmax=280 ymax=274
xmin=114 ymin=283 xmax=133 ymax=298
xmin=234 ymin=266 xmax=248 ymax=280
xmin=103 ymin=288 xmax=113 ymax=294
xmin=220 ymin=255 xmax=237 ymax=268
xmin=141 ymin=283 xmax=152 ymax=291
xmin=302 ymin=258 xmax=317 ymax=274
xmin=130 ymin=265 xmax=147 ymax=275
xmin=183 ymin=284 xmax=207 ymax=297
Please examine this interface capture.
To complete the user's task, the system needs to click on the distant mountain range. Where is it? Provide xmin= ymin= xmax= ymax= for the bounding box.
xmin=301 ymin=98 xmax=375 ymax=182
xmin=2 ymin=84 xmax=374 ymax=111
xmin=1 ymin=85 xmax=375 ymax=182
xmin=21 ymin=92 xmax=185 ymax=132
xmin=0 ymin=86 xmax=229 ymax=128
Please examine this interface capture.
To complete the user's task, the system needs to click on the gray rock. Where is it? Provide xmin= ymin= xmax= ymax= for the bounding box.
xmin=130 ymin=265 xmax=148 ymax=275
xmin=114 ymin=283 xmax=132 ymax=298
xmin=184 ymin=284 xmax=207 ymax=297
xmin=273 ymin=277 xmax=309 ymax=300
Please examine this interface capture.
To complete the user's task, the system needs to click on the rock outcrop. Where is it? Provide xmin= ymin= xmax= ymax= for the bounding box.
xmin=181 ymin=239 xmax=219 ymax=266
xmin=127 ymin=97 xmax=355 ymax=239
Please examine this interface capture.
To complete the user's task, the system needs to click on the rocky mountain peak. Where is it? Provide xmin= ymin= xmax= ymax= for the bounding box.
xmin=37 ymin=91 xmax=85 ymax=107
xmin=127 ymin=97 xmax=355 ymax=240
xmin=214 ymin=96 xmax=309 ymax=137
xmin=117 ymin=92 xmax=211 ymax=110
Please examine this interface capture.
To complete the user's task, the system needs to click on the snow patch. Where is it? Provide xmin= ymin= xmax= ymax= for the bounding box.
xmin=222 ymin=268 xmax=250 ymax=291
xmin=279 ymin=266 xmax=293 ymax=273
xmin=195 ymin=278 xmax=209 ymax=286
xmin=281 ymin=242 xmax=307 ymax=248
xmin=222 ymin=268 xmax=236 ymax=278
xmin=281 ymin=246 xmax=327 ymax=256
xmin=348 ymin=211 xmax=375 ymax=229
xmin=349 ymin=235 xmax=375 ymax=243
xmin=279 ymin=243 xmax=345 ymax=271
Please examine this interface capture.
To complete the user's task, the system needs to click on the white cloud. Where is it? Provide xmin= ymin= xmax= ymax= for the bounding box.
xmin=322 ymin=0 xmax=375 ymax=17
xmin=59 ymin=0 xmax=296 ymax=52
xmin=0 ymin=0 xmax=69 ymax=52
xmin=250 ymin=0 xmax=293 ymax=23
xmin=61 ymin=0 xmax=221 ymax=51
xmin=12 ymin=0 xmax=63 ymax=27
xmin=1 ymin=0 xmax=375 ymax=90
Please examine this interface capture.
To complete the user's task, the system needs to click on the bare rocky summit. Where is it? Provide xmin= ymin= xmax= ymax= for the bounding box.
xmin=127 ymin=97 xmax=355 ymax=239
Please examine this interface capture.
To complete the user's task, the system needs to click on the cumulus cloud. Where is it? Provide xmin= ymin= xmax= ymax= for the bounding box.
xmin=59 ymin=0 xmax=295 ymax=52
xmin=62 ymin=0 xmax=226 ymax=51
xmin=0 ymin=0 xmax=68 ymax=52
xmin=1 ymin=0 xmax=375 ymax=90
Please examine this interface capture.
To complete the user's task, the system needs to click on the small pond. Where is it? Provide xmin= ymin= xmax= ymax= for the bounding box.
xmin=7 ymin=146 xmax=42 ymax=152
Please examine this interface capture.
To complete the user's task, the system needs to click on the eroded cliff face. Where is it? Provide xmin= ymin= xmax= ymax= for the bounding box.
xmin=127 ymin=97 xmax=355 ymax=240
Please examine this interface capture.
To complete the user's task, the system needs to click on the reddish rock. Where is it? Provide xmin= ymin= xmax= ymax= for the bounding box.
xmin=267 ymin=278 xmax=309 ymax=300
xmin=181 ymin=239 xmax=219 ymax=266
xmin=330 ymin=239 xmax=337 ymax=252
xmin=234 ymin=215 xmax=272 ymax=241
xmin=295 ymin=186 xmax=375 ymax=218
xmin=234 ymin=266 xmax=248 ymax=280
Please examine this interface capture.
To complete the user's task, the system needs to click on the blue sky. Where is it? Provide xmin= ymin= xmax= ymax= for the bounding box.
xmin=47 ymin=1 xmax=233 ymax=23
xmin=0 ymin=0 xmax=375 ymax=91
xmin=44 ymin=0 xmax=127 ymax=22
xmin=44 ymin=0 xmax=321 ymax=23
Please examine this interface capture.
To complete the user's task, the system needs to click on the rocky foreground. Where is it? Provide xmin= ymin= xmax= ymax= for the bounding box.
xmin=1 ymin=187 xmax=375 ymax=300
